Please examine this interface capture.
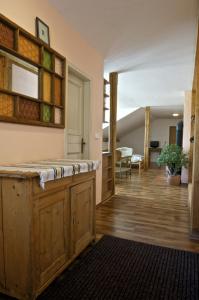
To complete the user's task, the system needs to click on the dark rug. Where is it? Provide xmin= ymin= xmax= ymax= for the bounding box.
xmin=38 ymin=235 xmax=199 ymax=300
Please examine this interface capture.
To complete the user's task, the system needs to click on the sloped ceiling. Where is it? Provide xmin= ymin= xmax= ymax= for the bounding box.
xmin=50 ymin=0 xmax=198 ymax=111
xmin=103 ymin=107 xmax=145 ymax=138
xmin=103 ymin=105 xmax=183 ymax=138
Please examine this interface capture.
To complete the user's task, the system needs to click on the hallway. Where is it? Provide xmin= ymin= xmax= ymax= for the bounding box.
xmin=96 ymin=169 xmax=199 ymax=252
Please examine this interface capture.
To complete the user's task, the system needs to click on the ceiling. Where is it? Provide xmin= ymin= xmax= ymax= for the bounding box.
xmin=50 ymin=0 xmax=198 ymax=112
xmin=151 ymin=105 xmax=183 ymax=119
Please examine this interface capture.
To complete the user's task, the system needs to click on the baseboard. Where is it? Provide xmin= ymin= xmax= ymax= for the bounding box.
xmin=97 ymin=194 xmax=114 ymax=207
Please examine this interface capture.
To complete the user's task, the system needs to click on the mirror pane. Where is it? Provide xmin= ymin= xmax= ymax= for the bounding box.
xmin=0 ymin=49 xmax=39 ymax=99
xmin=12 ymin=64 xmax=38 ymax=98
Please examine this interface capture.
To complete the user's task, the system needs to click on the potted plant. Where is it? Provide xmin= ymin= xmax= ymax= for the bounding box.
xmin=156 ymin=144 xmax=188 ymax=185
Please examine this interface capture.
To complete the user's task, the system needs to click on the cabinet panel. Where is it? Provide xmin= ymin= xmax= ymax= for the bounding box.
xmin=71 ymin=180 xmax=94 ymax=256
xmin=34 ymin=190 xmax=70 ymax=287
xmin=102 ymin=153 xmax=113 ymax=202
xmin=32 ymin=176 xmax=72 ymax=195
xmin=2 ymin=178 xmax=31 ymax=298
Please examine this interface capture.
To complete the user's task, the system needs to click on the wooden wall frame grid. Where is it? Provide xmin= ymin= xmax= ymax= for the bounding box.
xmin=0 ymin=13 xmax=66 ymax=128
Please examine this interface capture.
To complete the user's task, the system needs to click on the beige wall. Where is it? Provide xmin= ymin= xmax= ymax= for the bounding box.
xmin=181 ymin=91 xmax=192 ymax=184
xmin=0 ymin=0 xmax=103 ymax=204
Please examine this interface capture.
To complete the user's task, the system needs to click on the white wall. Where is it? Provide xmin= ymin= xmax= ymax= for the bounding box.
xmin=151 ymin=118 xmax=180 ymax=147
xmin=118 ymin=126 xmax=145 ymax=154
xmin=119 ymin=118 xmax=180 ymax=161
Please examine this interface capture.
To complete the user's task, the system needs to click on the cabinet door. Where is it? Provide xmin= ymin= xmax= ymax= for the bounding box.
xmin=34 ymin=190 xmax=70 ymax=288
xmin=0 ymin=181 xmax=5 ymax=289
xmin=71 ymin=180 xmax=95 ymax=256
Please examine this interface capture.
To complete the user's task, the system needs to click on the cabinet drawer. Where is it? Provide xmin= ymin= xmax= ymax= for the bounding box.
xmin=32 ymin=176 xmax=72 ymax=196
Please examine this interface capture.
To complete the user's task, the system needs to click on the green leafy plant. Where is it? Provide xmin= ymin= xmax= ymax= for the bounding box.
xmin=156 ymin=144 xmax=188 ymax=176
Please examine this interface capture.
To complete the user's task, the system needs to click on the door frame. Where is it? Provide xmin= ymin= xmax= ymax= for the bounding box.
xmin=65 ymin=62 xmax=91 ymax=159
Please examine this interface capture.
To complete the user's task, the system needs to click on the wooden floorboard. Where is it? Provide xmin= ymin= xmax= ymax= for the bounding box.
xmin=96 ymin=169 xmax=199 ymax=252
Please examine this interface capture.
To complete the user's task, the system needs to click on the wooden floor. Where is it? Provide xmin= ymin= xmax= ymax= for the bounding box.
xmin=96 ymin=168 xmax=199 ymax=252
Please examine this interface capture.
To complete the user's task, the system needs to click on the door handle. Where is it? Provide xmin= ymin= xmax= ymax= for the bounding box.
xmin=81 ymin=138 xmax=86 ymax=153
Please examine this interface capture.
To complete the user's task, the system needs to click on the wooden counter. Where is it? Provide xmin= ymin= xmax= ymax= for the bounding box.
xmin=0 ymin=170 xmax=96 ymax=299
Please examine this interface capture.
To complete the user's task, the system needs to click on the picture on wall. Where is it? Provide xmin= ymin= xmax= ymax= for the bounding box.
xmin=36 ymin=17 xmax=50 ymax=45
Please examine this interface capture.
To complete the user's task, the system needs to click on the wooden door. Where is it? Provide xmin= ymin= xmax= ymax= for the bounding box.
xmin=0 ymin=181 xmax=5 ymax=289
xmin=71 ymin=180 xmax=94 ymax=256
xmin=34 ymin=190 xmax=70 ymax=288
xmin=67 ymin=73 xmax=86 ymax=159
xmin=169 ymin=126 xmax=176 ymax=144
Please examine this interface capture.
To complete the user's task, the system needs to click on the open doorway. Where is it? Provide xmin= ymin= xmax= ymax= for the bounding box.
xmin=116 ymin=105 xmax=183 ymax=171
xmin=65 ymin=66 xmax=90 ymax=159
xmin=98 ymin=103 xmax=194 ymax=250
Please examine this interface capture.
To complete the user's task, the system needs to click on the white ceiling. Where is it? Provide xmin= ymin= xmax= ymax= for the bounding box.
xmin=50 ymin=0 xmax=198 ymax=111
xmin=151 ymin=105 xmax=183 ymax=119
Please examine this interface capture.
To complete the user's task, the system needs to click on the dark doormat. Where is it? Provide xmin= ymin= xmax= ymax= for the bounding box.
xmin=39 ymin=235 xmax=199 ymax=300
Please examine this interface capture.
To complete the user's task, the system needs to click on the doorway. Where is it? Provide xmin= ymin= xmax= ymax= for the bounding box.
xmin=169 ymin=126 xmax=176 ymax=145
xmin=65 ymin=67 xmax=90 ymax=159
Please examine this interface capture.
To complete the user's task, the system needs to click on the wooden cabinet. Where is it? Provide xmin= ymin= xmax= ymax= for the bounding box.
xmin=102 ymin=153 xmax=114 ymax=202
xmin=0 ymin=171 xmax=96 ymax=300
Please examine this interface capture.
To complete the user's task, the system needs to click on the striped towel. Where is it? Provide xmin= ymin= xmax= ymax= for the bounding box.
xmin=0 ymin=159 xmax=100 ymax=189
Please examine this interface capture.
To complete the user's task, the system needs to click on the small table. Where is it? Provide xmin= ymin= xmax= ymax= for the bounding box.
xmin=148 ymin=147 xmax=162 ymax=167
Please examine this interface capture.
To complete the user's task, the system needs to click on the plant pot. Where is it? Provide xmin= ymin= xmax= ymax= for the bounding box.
xmin=167 ymin=174 xmax=181 ymax=186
